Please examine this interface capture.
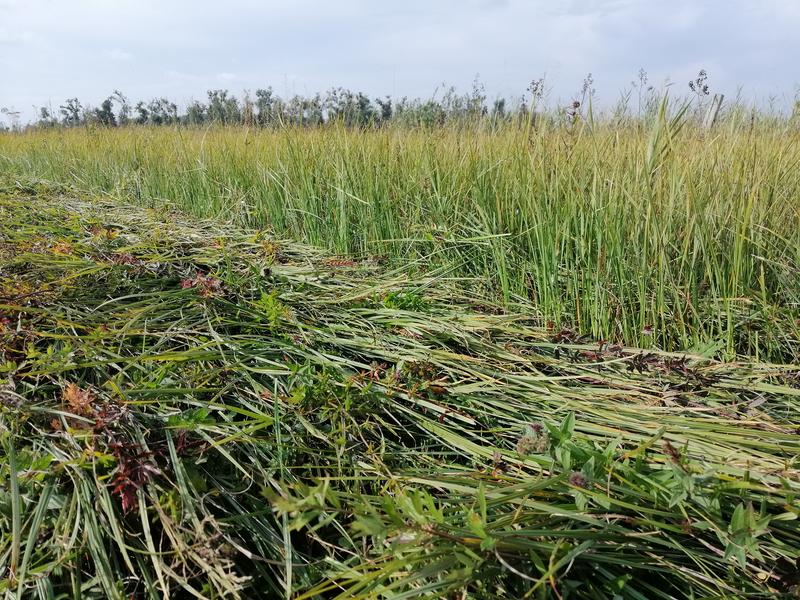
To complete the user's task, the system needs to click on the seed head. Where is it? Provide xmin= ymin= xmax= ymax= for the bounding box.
xmin=569 ymin=472 xmax=588 ymax=488
xmin=516 ymin=423 xmax=549 ymax=455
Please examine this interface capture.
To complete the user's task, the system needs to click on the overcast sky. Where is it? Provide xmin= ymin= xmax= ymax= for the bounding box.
xmin=2 ymin=0 xmax=799 ymax=122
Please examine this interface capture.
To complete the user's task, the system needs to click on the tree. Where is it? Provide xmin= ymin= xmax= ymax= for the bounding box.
xmin=185 ymin=101 xmax=207 ymax=125
xmin=112 ymin=90 xmax=131 ymax=125
xmin=325 ymin=88 xmax=377 ymax=127
xmin=59 ymin=98 xmax=84 ymax=126
xmin=242 ymin=91 xmax=255 ymax=126
xmin=376 ymin=96 xmax=393 ymax=124
xmin=255 ymin=88 xmax=277 ymax=126
xmin=207 ymin=90 xmax=241 ymax=124
xmin=36 ymin=106 xmax=58 ymax=128
xmin=305 ymin=93 xmax=324 ymax=126
xmin=94 ymin=97 xmax=117 ymax=126
xmin=134 ymin=101 xmax=149 ymax=125
xmin=148 ymin=98 xmax=178 ymax=125
xmin=132 ymin=98 xmax=177 ymax=125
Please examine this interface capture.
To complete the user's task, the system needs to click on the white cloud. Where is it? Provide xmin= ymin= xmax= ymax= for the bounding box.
xmin=105 ymin=49 xmax=134 ymax=61
xmin=0 ymin=28 xmax=34 ymax=44
xmin=0 ymin=0 xmax=798 ymax=122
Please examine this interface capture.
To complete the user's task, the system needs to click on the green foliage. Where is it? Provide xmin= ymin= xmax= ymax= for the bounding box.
xmin=134 ymin=97 xmax=178 ymax=125
xmin=381 ymin=291 xmax=428 ymax=311
xmin=255 ymin=290 xmax=290 ymax=328
xmin=207 ymin=89 xmax=242 ymax=124
xmin=93 ymin=98 xmax=117 ymax=127
xmin=58 ymin=98 xmax=83 ymax=126
xmin=1 ymin=111 xmax=798 ymax=360
xmin=0 ymin=191 xmax=798 ymax=598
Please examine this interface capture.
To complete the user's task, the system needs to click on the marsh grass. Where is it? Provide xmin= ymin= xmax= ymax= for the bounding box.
xmin=1 ymin=107 xmax=799 ymax=361
xmin=1 ymin=187 xmax=798 ymax=598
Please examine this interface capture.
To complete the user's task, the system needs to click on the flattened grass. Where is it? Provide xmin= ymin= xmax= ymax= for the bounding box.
xmin=1 ymin=187 xmax=798 ymax=598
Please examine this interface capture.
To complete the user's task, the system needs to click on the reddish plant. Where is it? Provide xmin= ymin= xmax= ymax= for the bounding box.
xmin=109 ymin=440 xmax=160 ymax=514
xmin=180 ymin=273 xmax=224 ymax=297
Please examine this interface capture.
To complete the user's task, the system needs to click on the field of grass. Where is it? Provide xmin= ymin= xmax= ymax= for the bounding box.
xmin=1 ymin=111 xmax=799 ymax=362
xmin=1 ymin=183 xmax=799 ymax=598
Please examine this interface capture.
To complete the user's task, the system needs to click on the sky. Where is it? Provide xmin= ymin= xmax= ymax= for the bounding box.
xmin=1 ymin=0 xmax=799 ymax=123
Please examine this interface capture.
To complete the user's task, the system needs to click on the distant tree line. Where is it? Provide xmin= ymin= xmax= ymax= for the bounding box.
xmin=27 ymin=81 xmax=522 ymax=130
xmin=20 ymin=76 xmax=576 ymax=130
xmin=5 ymin=71 xmax=798 ymax=132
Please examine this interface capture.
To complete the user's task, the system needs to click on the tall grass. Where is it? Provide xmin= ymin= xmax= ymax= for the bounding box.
xmin=1 ymin=108 xmax=799 ymax=360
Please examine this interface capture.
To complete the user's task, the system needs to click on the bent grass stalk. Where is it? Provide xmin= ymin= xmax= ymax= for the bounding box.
xmin=0 ymin=189 xmax=798 ymax=598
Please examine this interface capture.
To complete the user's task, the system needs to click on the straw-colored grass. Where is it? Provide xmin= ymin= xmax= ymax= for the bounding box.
xmin=1 ymin=107 xmax=799 ymax=360
xmin=1 ymin=185 xmax=798 ymax=598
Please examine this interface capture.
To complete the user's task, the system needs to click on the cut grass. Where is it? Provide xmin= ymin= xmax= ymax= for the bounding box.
xmin=1 ymin=186 xmax=798 ymax=598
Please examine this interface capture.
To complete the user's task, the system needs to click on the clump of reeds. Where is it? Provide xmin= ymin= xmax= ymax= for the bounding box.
xmin=1 ymin=101 xmax=798 ymax=361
